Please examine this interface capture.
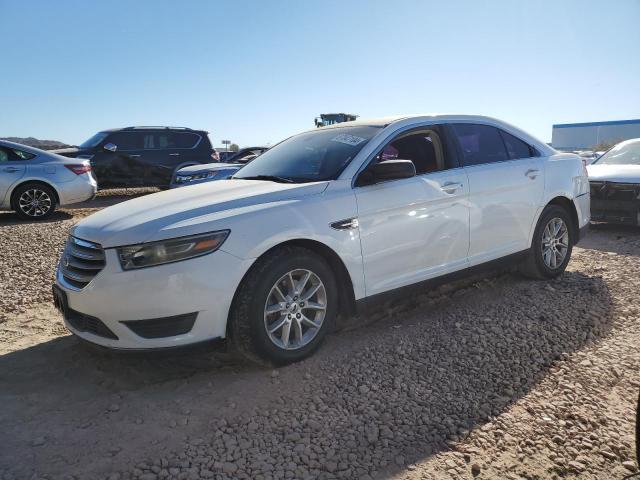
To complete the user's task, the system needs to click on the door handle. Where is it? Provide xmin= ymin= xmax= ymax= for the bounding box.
xmin=525 ymin=169 xmax=539 ymax=179
xmin=441 ymin=181 xmax=463 ymax=193
xmin=3 ymin=167 xmax=20 ymax=173
xmin=128 ymin=154 xmax=141 ymax=158
xmin=169 ymin=153 xmax=180 ymax=156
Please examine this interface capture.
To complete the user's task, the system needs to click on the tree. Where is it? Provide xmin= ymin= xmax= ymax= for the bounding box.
xmin=229 ymin=143 xmax=239 ymax=152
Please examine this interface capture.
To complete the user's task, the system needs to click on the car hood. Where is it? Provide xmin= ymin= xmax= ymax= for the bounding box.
xmin=587 ymin=164 xmax=640 ymax=183
xmin=72 ymin=180 xmax=329 ymax=248
xmin=178 ymin=162 xmax=240 ymax=174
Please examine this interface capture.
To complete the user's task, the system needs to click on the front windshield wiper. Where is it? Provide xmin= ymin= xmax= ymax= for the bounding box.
xmin=234 ymin=175 xmax=295 ymax=183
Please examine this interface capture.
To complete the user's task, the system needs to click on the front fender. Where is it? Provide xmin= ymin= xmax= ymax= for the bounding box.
xmin=219 ymin=184 xmax=366 ymax=300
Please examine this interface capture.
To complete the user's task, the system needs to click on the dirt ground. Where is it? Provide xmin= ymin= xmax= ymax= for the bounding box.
xmin=0 ymin=190 xmax=638 ymax=480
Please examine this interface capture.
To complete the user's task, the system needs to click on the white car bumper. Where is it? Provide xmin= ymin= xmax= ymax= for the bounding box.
xmin=58 ymin=174 xmax=98 ymax=205
xmin=54 ymin=247 xmax=253 ymax=349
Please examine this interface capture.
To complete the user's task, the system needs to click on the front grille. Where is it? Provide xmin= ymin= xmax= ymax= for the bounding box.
xmin=590 ymin=181 xmax=640 ymax=225
xmin=59 ymin=236 xmax=105 ymax=289
xmin=121 ymin=313 xmax=198 ymax=339
xmin=66 ymin=307 xmax=118 ymax=340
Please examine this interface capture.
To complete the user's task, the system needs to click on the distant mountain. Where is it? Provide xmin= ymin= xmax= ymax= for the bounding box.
xmin=1 ymin=137 xmax=71 ymax=150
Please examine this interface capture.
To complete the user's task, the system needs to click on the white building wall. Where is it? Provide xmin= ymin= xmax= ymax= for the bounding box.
xmin=552 ymin=120 xmax=640 ymax=151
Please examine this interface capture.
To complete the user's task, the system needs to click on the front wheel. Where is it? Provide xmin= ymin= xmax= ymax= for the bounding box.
xmin=11 ymin=183 xmax=57 ymax=220
xmin=229 ymin=246 xmax=338 ymax=364
xmin=520 ymin=205 xmax=574 ymax=279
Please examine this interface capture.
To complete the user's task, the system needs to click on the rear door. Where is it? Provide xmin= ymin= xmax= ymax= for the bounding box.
xmin=0 ymin=146 xmax=29 ymax=204
xmin=147 ymin=131 xmax=205 ymax=186
xmin=451 ymin=123 xmax=544 ymax=265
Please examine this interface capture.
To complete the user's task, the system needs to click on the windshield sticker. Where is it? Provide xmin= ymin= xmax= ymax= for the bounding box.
xmin=331 ymin=134 xmax=367 ymax=146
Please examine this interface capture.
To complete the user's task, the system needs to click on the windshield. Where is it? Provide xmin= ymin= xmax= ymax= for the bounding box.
xmin=79 ymin=132 xmax=109 ymax=149
xmin=595 ymin=140 xmax=640 ymax=166
xmin=233 ymin=126 xmax=382 ymax=182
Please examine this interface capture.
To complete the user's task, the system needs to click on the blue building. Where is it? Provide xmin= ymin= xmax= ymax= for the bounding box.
xmin=552 ymin=119 xmax=640 ymax=151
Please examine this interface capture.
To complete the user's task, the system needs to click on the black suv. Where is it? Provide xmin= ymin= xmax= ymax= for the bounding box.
xmin=53 ymin=126 xmax=215 ymax=188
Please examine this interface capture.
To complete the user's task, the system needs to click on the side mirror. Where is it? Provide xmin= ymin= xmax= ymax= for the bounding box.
xmin=371 ymin=159 xmax=416 ymax=182
xmin=103 ymin=143 xmax=117 ymax=152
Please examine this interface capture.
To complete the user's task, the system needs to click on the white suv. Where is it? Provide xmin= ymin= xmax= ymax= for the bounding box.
xmin=53 ymin=115 xmax=590 ymax=363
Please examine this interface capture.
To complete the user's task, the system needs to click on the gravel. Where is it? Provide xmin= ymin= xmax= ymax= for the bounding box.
xmin=1 ymin=193 xmax=639 ymax=479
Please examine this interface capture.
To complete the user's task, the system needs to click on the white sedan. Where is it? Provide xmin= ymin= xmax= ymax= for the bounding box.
xmin=0 ymin=140 xmax=97 ymax=220
xmin=587 ymin=138 xmax=640 ymax=225
xmin=53 ymin=115 xmax=590 ymax=363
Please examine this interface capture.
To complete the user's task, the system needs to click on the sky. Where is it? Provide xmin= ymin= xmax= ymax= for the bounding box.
xmin=1 ymin=0 xmax=639 ymax=147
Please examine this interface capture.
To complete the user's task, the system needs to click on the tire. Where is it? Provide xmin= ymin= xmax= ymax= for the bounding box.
xmin=520 ymin=205 xmax=574 ymax=279
xmin=229 ymin=246 xmax=338 ymax=365
xmin=11 ymin=182 xmax=57 ymax=220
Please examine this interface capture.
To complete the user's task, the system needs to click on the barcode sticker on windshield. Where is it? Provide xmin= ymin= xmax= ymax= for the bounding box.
xmin=331 ymin=134 xmax=366 ymax=146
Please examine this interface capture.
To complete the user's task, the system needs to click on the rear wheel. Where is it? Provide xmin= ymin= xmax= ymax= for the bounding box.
xmin=11 ymin=183 xmax=57 ymax=220
xmin=229 ymin=246 xmax=338 ymax=364
xmin=520 ymin=205 xmax=574 ymax=279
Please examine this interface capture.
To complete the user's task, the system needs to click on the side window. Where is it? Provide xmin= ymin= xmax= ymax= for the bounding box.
xmin=13 ymin=149 xmax=35 ymax=160
xmin=108 ymin=132 xmax=144 ymax=150
xmin=152 ymin=132 xmax=200 ymax=149
xmin=452 ymin=123 xmax=508 ymax=166
xmin=0 ymin=146 xmax=35 ymax=161
xmin=173 ymin=133 xmax=200 ymax=148
xmin=371 ymin=126 xmax=456 ymax=175
xmin=500 ymin=130 xmax=535 ymax=160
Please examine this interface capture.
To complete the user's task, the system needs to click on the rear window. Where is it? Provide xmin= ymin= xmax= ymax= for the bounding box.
xmin=500 ymin=130 xmax=534 ymax=160
xmin=452 ymin=124 xmax=508 ymax=166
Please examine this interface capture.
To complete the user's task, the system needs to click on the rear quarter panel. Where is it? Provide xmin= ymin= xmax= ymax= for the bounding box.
xmin=528 ymin=153 xmax=590 ymax=242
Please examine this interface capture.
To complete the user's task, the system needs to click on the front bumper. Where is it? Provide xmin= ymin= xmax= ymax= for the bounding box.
xmin=54 ymin=248 xmax=253 ymax=349
xmin=589 ymin=181 xmax=640 ymax=225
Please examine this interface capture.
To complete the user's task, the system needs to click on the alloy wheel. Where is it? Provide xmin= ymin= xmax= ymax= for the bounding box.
xmin=263 ymin=269 xmax=327 ymax=350
xmin=18 ymin=189 xmax=52 ymax=217
xmin=541 ymin=217 xmax=569 ymax=269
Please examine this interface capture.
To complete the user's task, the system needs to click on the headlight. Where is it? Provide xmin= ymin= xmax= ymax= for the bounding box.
xmin=117 ymin=231 xmax=230 ymax=270
xmin=175 ymin=170 xmax=219 ymax=184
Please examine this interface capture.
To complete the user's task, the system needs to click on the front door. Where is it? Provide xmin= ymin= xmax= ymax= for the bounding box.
xmin=354 ymin=126 xmax=470 ymax=296
xmin=94 ymin=131 xmax=147 ymax=187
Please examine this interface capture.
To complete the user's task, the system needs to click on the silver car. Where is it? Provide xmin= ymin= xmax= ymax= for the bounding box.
xmin=0 ymin=140 xmax=97 ymax=220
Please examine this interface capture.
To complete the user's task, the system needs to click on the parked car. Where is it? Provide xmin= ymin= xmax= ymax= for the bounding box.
xmin=53 ymin=115 xmax=590 ymax=363
xmin=587 ymin=138 xmax=640 ymax=225
xmin=52 ymin=126 xmax=215 ymax=189
xmin=170 ymin=147 xmax=268 ymax=188
xmin=574 ymin=150 xmax=600 ymax=165
xmin=0 ymin=140 xmax=96 ymax=220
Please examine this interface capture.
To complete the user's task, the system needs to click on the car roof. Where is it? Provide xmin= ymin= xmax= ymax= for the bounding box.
xmin=319 ymin=113 xmax=521 ymax=128
xmin=318 ymin=114 xmax=555 ymax=157
xmin=99 ymin=126 xmax=208 ymax=134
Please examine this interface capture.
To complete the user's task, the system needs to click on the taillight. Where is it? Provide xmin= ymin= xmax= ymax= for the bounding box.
xmin=64 ymin=164 xmax=92 ymax=175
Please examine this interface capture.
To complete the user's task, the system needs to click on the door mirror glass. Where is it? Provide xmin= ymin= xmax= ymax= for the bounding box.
xmin=370 ymin=159 xmax=416 ymax=182
xmin=103 ymin=143 xmax=117 ymax=152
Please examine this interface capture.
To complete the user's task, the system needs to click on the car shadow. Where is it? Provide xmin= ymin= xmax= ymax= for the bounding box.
xmin=0 ymin=270 xmax=614 ymax=479
xmin=579 ymin=222 xmax=640 ymax=256
xmin=0 ymin=210 xmax=74 ymax=225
